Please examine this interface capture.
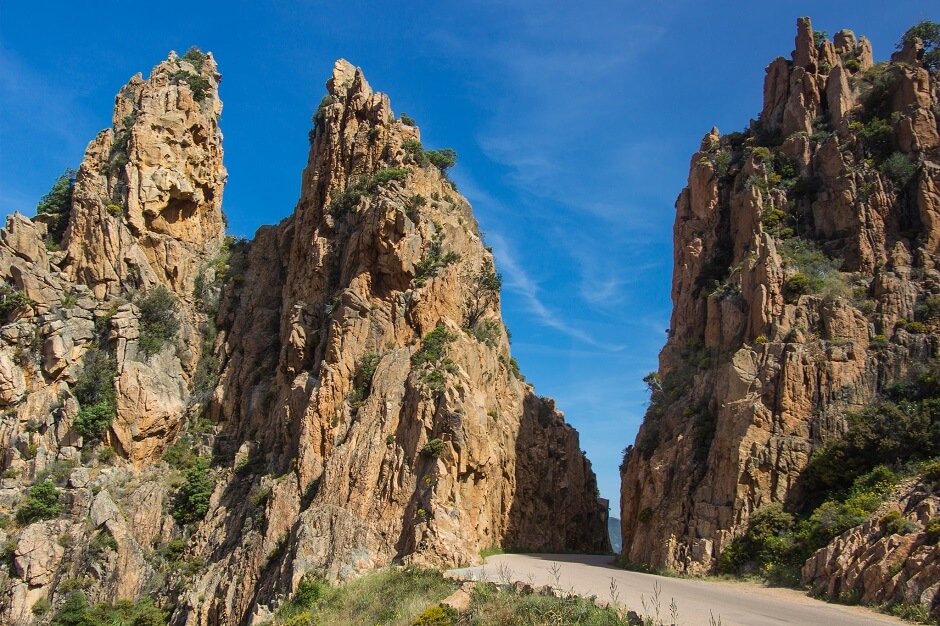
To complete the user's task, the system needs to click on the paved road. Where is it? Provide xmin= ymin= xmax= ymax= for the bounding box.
xmin=451 ymin=554 xmax=907 ymax=626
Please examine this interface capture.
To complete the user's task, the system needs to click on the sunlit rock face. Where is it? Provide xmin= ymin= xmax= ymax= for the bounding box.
xmin=620 ymin=17 xmax=940 ymax=593
xmin=0 ymin=52 xmax=608 ymax=625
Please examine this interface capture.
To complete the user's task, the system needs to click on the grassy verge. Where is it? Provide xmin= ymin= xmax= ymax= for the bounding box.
xmin=274 ymin=567 xmax=457 ymax=626
xmin=267 ymin=566 xmax=643 ymax=626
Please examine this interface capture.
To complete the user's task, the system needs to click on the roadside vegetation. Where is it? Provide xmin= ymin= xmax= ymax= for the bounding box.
xmin=715 ymin=360 xmax=940 ymax=621
xmin=267 ymin=566 xmax=646 ymax=626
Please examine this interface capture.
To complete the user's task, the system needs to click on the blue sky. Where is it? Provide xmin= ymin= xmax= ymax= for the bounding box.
xmin=1 ymin=1 xmax=934 ymax=506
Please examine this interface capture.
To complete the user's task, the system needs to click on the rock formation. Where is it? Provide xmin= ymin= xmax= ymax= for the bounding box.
xmin=803 ymin=474 xmax=940 ymax=612
xmin=0 ymin=53 xmax=608 ymax=624
xmin=620 ymin=16 xmax=940 ymax=615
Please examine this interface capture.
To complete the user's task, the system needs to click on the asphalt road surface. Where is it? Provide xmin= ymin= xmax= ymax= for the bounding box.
xmin=450 ymin=554 xmax=908 ymax=626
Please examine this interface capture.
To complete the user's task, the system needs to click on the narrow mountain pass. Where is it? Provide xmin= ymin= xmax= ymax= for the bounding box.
xmin=451 ymin=554 xmax=906 ymax=626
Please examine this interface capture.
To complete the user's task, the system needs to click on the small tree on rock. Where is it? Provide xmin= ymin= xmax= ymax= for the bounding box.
xmin=463 ymin=260 xmax=502 ymax=329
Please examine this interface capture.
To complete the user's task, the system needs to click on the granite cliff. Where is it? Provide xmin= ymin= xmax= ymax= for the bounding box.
xmin=0 ymin=51 xmax=608 ymax=624
xmin=620 ymin=17 xmax=940 ymax=618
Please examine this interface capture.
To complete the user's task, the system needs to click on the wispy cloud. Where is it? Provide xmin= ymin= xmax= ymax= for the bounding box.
xmin=443 ymin=3 xmax=679 ymax=226
xmin=488 ymin=232 xmax=624 ymax=351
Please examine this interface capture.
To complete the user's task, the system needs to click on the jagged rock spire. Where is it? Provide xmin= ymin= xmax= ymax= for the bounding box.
xmin=64 ymin=50 xmax=226 ymax=300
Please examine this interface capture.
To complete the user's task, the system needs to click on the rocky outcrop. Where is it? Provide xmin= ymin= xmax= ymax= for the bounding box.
xmin=620 ymin=15 xmax=940 ymax=586
xmin=0 ymin=53 xmax=608 ymax=624
xmin=64 ymin=51 xmax=226 ymax=301
xmin=177 ymin=59 xmax=608 ymax=624
xmin=803 ymin=476 xmax=940 ymax=612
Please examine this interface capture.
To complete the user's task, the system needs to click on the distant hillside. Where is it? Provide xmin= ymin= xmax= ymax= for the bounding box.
xmin=609 ymin=516 xmax=622 ymax=554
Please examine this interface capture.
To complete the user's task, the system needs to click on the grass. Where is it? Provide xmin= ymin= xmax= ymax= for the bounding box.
xmin=269 ymin=567 xmax=642 ymax=626
xmin=614 ymin=559 xmax=681 ymax=579
xmin=276 ymin=567 xmax=458 ymax=626
xmin=462 ymin=583 xmax=634 ymax=625
xmin=479 ymin=546 xmax=505 ymax=559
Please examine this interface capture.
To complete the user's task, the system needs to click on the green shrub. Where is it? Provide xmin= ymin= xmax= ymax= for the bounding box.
xmin=463 ymin=260 xmax=502 ymax=328
xmin=351 ymin=353 xmax=381 ymax=410
xmin=422 ymin=438 xmax=444 ymax=458
xmin=858 ymin=117 xmax=894 ymax=157
xmin=887 ymin=601 xmax=933 ymax=623
xmin=16 ymin=480 xmax=63 ymax=524
xmin=276 ymin=566 xmax=458 ymax=625
xmin=73 ymin=348 xmax=117 ymax=441
xmin=400 ymin=113 xmax=416 ymax=126
xmin=790 ymin=175 xmax=822 ymax=201
xmin=879 ymin=152 xmax=918 ymax=187
xmin=50 ymin=592 xmax=167 ymax=626
xmin=31 ymin=597 xmax=51 ymax=615
xmin=172 ymin=457 xmax=213 ymax=525
xmin=412 ymin=605 xmax=456 ymax=625
xmin=399 ymin=140 xmax=456 ymax=175
xmin=635 ymin=419 xmax=661 ymax=460
xmin=0 ymin=284 xmax=35 ymax=318
xmin=89 ymin=528 xmax=119 ymax=556
xmin=50 ymin=592 xmax=92 ymax=626
xmin=692 ymin=409 xmax=717 ymax=464
xmin=137 ymin=286 xmax=181 ymax=357
xmin=717 ymin=503 xmax=797 ymax=583
xmin=327 ymin=169 xmax=409 ymax=218
xmin=471 ymin=319 xmax=501 ymax=347
xmin=412 ymin=325 xmax=457 ymax=368
xmin=813 ymin=30 xmax=828 ymax=47
xmin=36 ymin=169 xmax=76 ymax=246
xmin=713 ymin=150 xmax=732 ymax=179
xmin=916 ymin=296 xmax=940 ymax=321
xmin=751 ymin=146 xmax=772 ymax=162
xmin=312 ymin=94 xmax=336 ymax=127
xmin=358 ymin=353 xmax=380 ymax=396
xmin=402 ymin=139 xmax=425 ymax=163
xmin=780 ymin=238 xmax=847 ymax=299
xmin=637 ymin=506 xmax=653 ymax=524
xmin=786 ymin=273 xmax=811 ymax=298
xmin=923 ymin=460 xmax=940 ymax=484
xmin=798 ymin=468 xmax=897 ymax=554
xmin=277 ymin=573 xmax=330 ymax=620
xmin=182 ymin=46 xmax=207 ymax=67
xmin=72 ymin=348 xmax=117 ymax=404
xmin=293 ymin=574 xmax=330 ymax=609
xmin=406 ymin=194 xmax=426 ymax=222
xmin=415 ymin=230 xmax=460 ymax=286
xmin=905 ymin=321 xmax=926 ymax=334
xmin=799 ymin=388 xmax=932 ymax=503
xmin=168 ymin=70 xmax=210 ymax=101
xmin=426 ymin=149 xmax=457 ymax=173
xmin=845 ymin=59 xmax=860 ymax=72
xmin=75 ymin=402 xmax=116 ymax=441
xmin=508 ymin=356 xmax=524 ymax=381
xmin=879 ymin=510 xmax=904 ymax=534
xmin=899 ymin=20 xmax=940 ymax=70
xmin=370 ymin=168 xmax=409 ymax=188
xmin=926 ymin=518 xmax=940 ymax=544
xmin=164 ymin=434 xmax=201 ymax=470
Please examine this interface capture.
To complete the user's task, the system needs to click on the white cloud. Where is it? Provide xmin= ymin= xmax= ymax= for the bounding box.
xmin=487 ymin=232 xmax=625 ymax=351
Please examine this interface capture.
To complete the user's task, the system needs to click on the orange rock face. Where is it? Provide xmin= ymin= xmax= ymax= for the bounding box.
xmin=0 ymin=55 xmax=608 ymax=624
xmin=620 ymin=16 xmax=940 ymax=585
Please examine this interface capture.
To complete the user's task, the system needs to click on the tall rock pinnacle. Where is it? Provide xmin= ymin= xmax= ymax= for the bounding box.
xmin=184 ymin=58 xmax=609 ymax=622
xmin=620 ymin=18 xmax=940 ymax=610
xmin=0 ymin=54 xmax=609 ymax=624
xmin=64 ymin=50 xmax=227 ymax=300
